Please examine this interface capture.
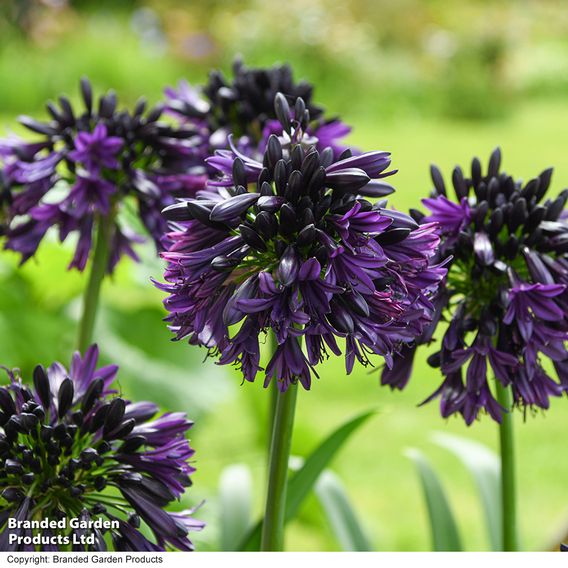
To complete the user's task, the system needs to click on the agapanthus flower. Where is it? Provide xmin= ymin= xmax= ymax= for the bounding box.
xmin=158 ymin=93 xmax=445 ymax=391
xmin=0 ymin=345 xmax=202 ymax=551
xmin=382 ymin=148 xmax=568 ymax=424
xmin=1 ymin=78 xmax=207 ymax=272
xmin=165 ymin=59 xmax=352 ymax=166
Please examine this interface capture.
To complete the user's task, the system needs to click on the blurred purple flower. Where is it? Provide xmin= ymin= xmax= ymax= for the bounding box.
xmin=164 ymin=59 xmax=353 ymax=173
xmin=68 ymin=123 xmax=123 ymax=172
xmin=1 ymin=78 xmax=208 ymax=273
xmin=0 ymin=345 xmax=202 ymax=551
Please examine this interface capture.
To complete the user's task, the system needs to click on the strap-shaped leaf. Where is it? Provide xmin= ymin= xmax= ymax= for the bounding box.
xmin=315 ymin=470 xmax=373 ymax=551
xmin=219 ymin=464 xmax=253 ymax=551
xmin=286 ymin=410 xmax=375 ymax=517
xmin=406 ymin=448 xmax=463 ymax=551
xmin=238 ymin=410 xmax=375 ymax=550
xmin=432 ymin=432 xmax=501 ymax=551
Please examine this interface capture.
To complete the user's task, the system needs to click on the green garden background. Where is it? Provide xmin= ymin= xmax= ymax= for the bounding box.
xmin=0 ymin=0 xmax=567 ymax=551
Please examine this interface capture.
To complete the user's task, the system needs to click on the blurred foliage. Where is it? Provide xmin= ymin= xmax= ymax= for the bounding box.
xmin=0 ymin=1 xmax=567 ymax=121
xmin=1 ymin=0 xmax=568 ymax=553
xmin=0 ymin=244 xmax=234 ymax=421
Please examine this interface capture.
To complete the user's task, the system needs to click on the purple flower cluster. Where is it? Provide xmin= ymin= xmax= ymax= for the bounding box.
xmin=1 ymin=78 xmax=207 ymax=272
xmin=158 ymin=93 xmax=445 ymax=391
xmin=383 ymin=148 xmax=568 ymax=424
xmin=0 ymin=345 xmax=202 ymax=551
xmin=165 ymin=59 xmax=352 ymax=170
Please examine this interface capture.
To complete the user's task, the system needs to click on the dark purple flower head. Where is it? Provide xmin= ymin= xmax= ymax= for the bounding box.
xmin=0 ymin=345 xmax=202 ymax=551
xmin=1 ymin=78 xmax=208 ymax=272
xmin=165 ymin=59 xmax=352 ymax=163
xmin=383 ymin=148 xmax=568 ymax=424
xmin=158 ymin=94 xmax=445 ymax=392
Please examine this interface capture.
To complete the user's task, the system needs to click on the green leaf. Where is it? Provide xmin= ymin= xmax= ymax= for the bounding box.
xmin=431 ymin=432 xmax=501 ymax=551
xmin=315 ymin=470 xmax=373 ymax=551
xmin=286 ymin=410 xmax=375 ymax=518
xmin=238 ymin=410 xmax=376 ymax=551
xmin=219 ymin=464 xmax=253 ymax=551
xmin=406 ymin=448 xmax=463 ymax=551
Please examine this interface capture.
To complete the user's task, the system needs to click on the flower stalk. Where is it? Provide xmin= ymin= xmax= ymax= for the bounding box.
xmin=495 ymin=380 xmax=518 ymax=551
xmin=77 ymin=213 xmax=113 ymax=352
xmin=267 ymin=331 xmax=279 ymax=454
xmin=261 ymin=380 xmax=298 ymax=551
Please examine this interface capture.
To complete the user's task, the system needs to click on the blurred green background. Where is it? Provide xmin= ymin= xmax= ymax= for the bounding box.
xmin=1 ymin=0 xmax=568 ymax=552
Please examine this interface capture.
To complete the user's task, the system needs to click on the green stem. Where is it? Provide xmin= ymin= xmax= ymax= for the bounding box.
xmin=267 ymin=332 xmax=279 ymax=454
xmin=77 ymin=214 xmax=114 ymax=353
xmin=495 ymin=380 xmax=518 ymax=551
xmin=261 ymin=378 xmax=298 ymax=551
